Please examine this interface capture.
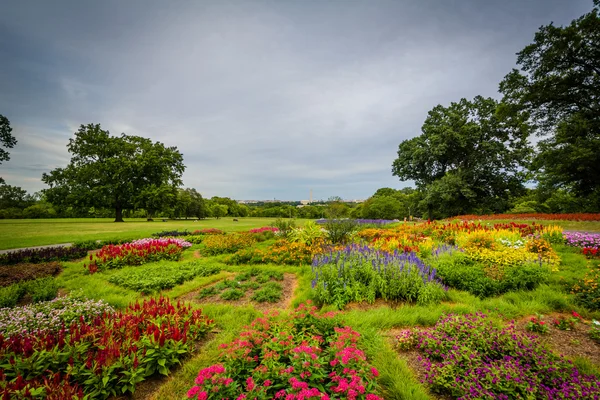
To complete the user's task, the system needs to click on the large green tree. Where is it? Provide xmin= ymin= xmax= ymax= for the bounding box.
xmin=42 ymin=123 xmax=185 ymax=222
xmin=500 ymin=0 xmax=600 ymax=207
xmin=392 ymin=96 xmax=531 ymax=218
xmin=0 ymin=114 xmax=17 ymax=184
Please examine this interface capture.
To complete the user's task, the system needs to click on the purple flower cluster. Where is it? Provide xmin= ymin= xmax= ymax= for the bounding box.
xmin=130 ymin=237 xmax=193 ymax=248
xmin=312 ymin=244 xmax=442 ymax=287
xmin=563 ymin=231 xmax=600 ymax=249
xmin=407 ymin=313 xmax=600 ymax=399
xmin=315 ymin=219 xmax=397 ymax=225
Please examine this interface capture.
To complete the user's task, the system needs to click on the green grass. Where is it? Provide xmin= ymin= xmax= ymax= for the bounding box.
xmin=0 ymin=217 xmax=308 ymax=249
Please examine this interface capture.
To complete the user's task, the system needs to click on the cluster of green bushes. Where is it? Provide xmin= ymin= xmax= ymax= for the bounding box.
xmin=0 ymin=277 xmax=59 ymax=308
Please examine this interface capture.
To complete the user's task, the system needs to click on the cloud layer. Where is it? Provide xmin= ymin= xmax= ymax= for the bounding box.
xmin=0 ymin=0 xmax=591 ymax=200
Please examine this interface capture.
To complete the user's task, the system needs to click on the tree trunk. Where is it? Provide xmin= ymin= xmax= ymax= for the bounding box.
xmin=115 ymin=207 xmax=124 ymax=222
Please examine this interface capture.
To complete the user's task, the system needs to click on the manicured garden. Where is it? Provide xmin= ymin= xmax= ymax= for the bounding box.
xmin=1 ymin=215 xmax=600 ymax=399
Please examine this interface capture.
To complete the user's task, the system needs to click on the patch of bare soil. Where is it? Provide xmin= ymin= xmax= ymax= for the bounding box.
xmin=518 ymin=313 xmax=600 ymax=366
xmin=181 ymin=273 xmax=297 ymax=312
xmin=110 ymin=334 xmax=214 ymax=400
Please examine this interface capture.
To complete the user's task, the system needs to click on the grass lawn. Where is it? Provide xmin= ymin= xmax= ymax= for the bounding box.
xmin=0 ymin=217 xmax=307 ymax=249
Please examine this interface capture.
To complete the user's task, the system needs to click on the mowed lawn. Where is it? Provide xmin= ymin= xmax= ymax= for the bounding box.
xmin=0 ymin=218 xmax=308 ymax=249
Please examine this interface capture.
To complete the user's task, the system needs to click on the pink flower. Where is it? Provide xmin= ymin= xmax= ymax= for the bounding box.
xmin=371 ymin=367 xmax=379 ymax=377
xmin=264 ymin=379 xmax=272 ymax=387
xmin=187 ymin=386 xmax=199 ymax=398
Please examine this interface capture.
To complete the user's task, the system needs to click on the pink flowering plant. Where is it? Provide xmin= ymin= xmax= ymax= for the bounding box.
xmin=186 ymin=301 xmax=383 ymax=400
xmin=399 ymin=312 xmax=600 ymax=399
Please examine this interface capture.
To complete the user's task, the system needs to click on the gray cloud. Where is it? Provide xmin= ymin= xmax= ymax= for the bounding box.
xmin=0 ymin=0 xmax=592 ymax=199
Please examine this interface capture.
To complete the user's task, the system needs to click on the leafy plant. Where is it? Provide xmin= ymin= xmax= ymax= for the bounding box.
xmin=324 ymin=219 xmax=358 ymax=244
xmin=220 ymin=288 xmax=244 ymax=300
xmin=270 ymin=218 xmax=296 ymax=238
xmin=250 ymin=282 xmax=283 ymax=303
xmin=526 ymin=314 xmax=549 ymax=334
xmin=107 ymin=261 xmax=220 ymax=293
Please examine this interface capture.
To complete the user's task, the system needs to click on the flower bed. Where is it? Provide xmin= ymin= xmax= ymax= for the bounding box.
xmin=186 ymin=302 xmax=383 ymax=400
xmin=87 ymin=238 xmax=191 ymax=272
xmin=0 ymin=294 xmax=114 ymax=337
xmin=0 ymin=246 xmax=88 ymax=266
xmin=226 ymin=240 xmax=322 ymax=266
xmin=0 ymin=297 xmax=213 ymax=399
xmin=311 ymin=245 xmax=446 ymax=309
xmin=202 ymin=234 xmax=256 ymax=256
xmin=108 ymin=260 xmax=221 ymax=293
xmin=564 ymin=232 xmax=600 ymax=249
xmin=453 ymin=213 xmax=600 ymax=221
xmin=396 ymin=313 xmax=600 ymax=399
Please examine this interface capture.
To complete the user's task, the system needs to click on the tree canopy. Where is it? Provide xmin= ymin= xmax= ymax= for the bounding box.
xmin=392 ymin=96 xmax=531 ymax=218
xmin=42 ymin=123 xmax=185 ymax=222
xmin=499 ymin=0 xmax=600 ymax=207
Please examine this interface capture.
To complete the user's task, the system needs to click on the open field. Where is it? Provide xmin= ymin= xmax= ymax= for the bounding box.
xmin=0 ymin=218 xmax=308 ymax=250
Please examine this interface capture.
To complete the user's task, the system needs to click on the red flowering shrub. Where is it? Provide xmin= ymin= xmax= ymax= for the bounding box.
xmin=186 ymin=302 xmax=383 ymax=400
xmin=0 ymin=297 xmax=213 ymax=399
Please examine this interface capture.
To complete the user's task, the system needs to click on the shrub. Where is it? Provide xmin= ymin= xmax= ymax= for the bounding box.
xmin=0 ymin=297 xmax=213 ymax=399
xmin=0 ymin=246 xmax=87 ymax=266
xmin=312 ymin=245 xmax=447 ymax=309
xmin=288 ymin=221 xmax=324 ymax=246
xmin=185 ymin=302 xmax=383 ymax=400
xmin=0 ymin=261 xmax=62 ymax=287
xmin=152 ymin=230 xmax=192 ymax=237
xmin=402 ymin=313 xmax=600 ymax=398
xmin=271 ymin=218 xmax=296 ymax=238
xmin=590 ymin=320 xmax=600 ymax=343
xmin=107 ymin=261 xmax=220 ymax=293
xmin=202 ymin=234 xmax=256 ymax=256
xmin=324 ymin=219 xmax=358 ymax=244
xmin=194 ymin=228 xmax=225 ymax=235
xmin=431 ymin=252 xmax=550 ymax=298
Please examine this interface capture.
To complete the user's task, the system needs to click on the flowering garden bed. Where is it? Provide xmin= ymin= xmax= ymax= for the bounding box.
xmin=396 ymin=313 xmax=600 ymax=399
xmin=0 ymin=296 xmax=213 ymax=399
xmin=186 ymin=302 xmax=383 ymax=400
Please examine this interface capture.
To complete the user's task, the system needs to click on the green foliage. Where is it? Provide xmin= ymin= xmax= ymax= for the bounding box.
xmin=270 ymin=218 xmax=296 ymax=238
xmin=220 ymin=288 xmax=244 ymax=300
xmin=526 ymin=314 xmax=549 ymax=334
xmin=0 ymin=277 xmax=58 ymax=308
xmin=41 ymin=123 xmax=185 ymax=222
xmin=288 ymin=220 xmax=324 ymax=245
xmin=250 ymin=282 xmax=283 ymax=303
xmin=392 ymin=96 xmax=531 ymax=218
xmin=107 ymin=261 xmax=220 ymax=293
xmin=500 ymin=2 xmax=600 ymax=208
xmin=0 ymin=114 xmax=16 ymax=166
xmin=324 ymin=219 xmax=358 ymax=244
xmin=432 ymin=252 xmax=550 ymax=298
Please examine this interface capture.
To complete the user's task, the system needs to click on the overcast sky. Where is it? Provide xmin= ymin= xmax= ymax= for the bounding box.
xmin=0 ymin=0 xmax=591 ymax=200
